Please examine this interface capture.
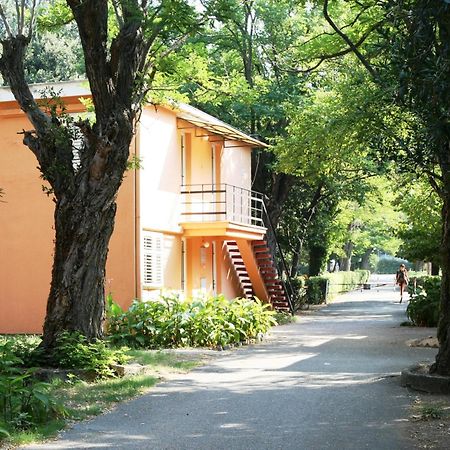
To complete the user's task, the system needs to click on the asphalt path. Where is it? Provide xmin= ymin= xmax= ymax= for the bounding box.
xmin=23 ymin=275 xmax=438 ymax=450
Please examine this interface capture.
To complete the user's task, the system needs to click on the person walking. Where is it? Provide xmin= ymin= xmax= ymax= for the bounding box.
xmin=396 ymin=264 xmax=409 ymax=303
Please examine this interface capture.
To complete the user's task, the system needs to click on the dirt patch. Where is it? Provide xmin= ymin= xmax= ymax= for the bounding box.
xmin=409 ymin=393 xmax=450 ymax=449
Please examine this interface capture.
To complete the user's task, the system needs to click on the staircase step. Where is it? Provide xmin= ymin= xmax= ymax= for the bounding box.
xmin=270 ymin=295 xmax=287 ymax=301
xmin=254 ymin=248 xmax=270 ymax=254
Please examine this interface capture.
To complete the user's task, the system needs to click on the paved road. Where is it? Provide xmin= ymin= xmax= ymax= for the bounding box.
xmin=24 ymin=276 xmax=438 ymax=450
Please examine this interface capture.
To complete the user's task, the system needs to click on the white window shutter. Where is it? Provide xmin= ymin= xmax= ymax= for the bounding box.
xmin=142 ymin=231 xmax=164 ymax=288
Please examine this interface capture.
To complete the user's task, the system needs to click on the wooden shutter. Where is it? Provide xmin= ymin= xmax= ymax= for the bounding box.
xmin=142 ymin=231 xmax=164 ymax=288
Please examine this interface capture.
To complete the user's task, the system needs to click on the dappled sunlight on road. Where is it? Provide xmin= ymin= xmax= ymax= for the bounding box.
xmin=21 ymin=281 xmax=437 ymax=450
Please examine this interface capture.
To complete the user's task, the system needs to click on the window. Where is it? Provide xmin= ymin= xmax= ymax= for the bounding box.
xmin=142 ymin=231 xmax=164 ymax=288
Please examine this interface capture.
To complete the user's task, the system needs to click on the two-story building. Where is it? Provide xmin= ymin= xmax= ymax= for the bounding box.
xmin=0 ymin=81 xmax=290 ymax=334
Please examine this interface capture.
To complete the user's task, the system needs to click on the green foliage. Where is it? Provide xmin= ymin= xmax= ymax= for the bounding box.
xmin=396 ymin=177 xmax=442 ymax=267
xmin=0 ymin=335 xmax=41 ymax=365
xmin=376 ymin=256 xmax=410 ymax=274
xmin=306 ymin=270 xmax=370 ymax=304
xmin=273 ymin=311 xmax=296 ymax=325
xmin=290 ymin=275 xmax=307 ymax=309
xmin=306 ymin=277 xmax=329 ymax=305
xmin=107 ymin=294 xmax=276 ymax=349
xmin=53 ymin=332 xmax=127 ymax=379
xmin=0 ymin=341 xmax=65 ymax=435
xmin=407 ymin=276 xmax=441 ymax=327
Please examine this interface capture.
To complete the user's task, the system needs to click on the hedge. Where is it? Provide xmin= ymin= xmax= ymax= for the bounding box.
xmin=305 ymin=270 xmax=370 ymax=305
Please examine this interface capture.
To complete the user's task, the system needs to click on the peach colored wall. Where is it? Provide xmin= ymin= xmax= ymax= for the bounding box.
xmin=138 ymin=107 xmax=183 ymax=232
xmin=220 ymin=143 xmax=252 ymax=190
xmin=0 ymin=108 xmax=136 ymax=334
xmin=138 ymin=107 xmax=184 ymax=299
xmin=185 ymin=237 xmax=215 ymax=298
xmin=189 ymin=134 xmax=214 ymax=185
xmin=0 ymin=116 xmax=54 ymax=333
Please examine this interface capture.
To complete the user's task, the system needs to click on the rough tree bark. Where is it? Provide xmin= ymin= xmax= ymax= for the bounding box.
xmin=432 ymin=165 xmax=450 ymax=375
xmin=360 ymin=249 xmax=372 ymax=271
xmin=0 ymin=0 xmax=152 ymax=354
xmin=340 ymin=240 xmax=353 ymax=272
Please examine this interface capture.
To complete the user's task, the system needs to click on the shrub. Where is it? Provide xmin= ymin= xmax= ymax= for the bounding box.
xmin=290 ymin=276 xmax=307 ymax=310
xmin=306 ymin=277 xmax=329 ymax=304
xmin=0 ymin=335 xmax=41 ymax=366
xmin=53 ymin=332 xmax=127 ymax=379
xmin=0 ymin=341 xmax=65 ymax=433
xmin=107 ymin=294 xmax=276 ymax=349
xmin=407 ymin=276 xmax=441 ymax=327
xmin=305 ymin=270 xmax=370 ymax=304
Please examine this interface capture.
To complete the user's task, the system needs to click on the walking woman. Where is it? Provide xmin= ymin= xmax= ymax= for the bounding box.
xmin=396 ymin=264 xmax=409 ymax=303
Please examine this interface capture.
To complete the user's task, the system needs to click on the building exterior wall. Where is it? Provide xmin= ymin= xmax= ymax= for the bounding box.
xmin=0 ymin=102 xmax=136 ymax=334
xmin=220 ymin=143 xmax=252 ymax=190
xmin=138 ymin=107 xmax=183 ymax=300
xmin=0 ymin=91 xmax=263 ymax=333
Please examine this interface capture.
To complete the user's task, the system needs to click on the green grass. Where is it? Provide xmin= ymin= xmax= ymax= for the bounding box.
xmin=274 ymin=311 xmax=296 ymax=325
xmin=412 ymin=399 xmax=450 ymax=421
xmin=1 ymin=348 xmax=204 ymax=447
xmin=126 ymin=349 xmax=203 ymax=370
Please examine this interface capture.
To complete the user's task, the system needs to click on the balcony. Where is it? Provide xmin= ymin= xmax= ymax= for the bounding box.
xmin=180 ymin=184 xmax=265 ymax=238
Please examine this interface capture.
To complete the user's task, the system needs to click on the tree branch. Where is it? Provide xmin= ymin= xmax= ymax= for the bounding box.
xmin=0 ymin=3 xmax=13 ymax=37
xmin=323 ymin=0 xmax=379 ymax=81
xmin=67 ymin=0 xmax=113 ymax=118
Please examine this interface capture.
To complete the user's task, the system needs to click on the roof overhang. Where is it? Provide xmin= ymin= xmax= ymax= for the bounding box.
xmin=0 ymin=81 xmax=268 ymax=149
xmin=173 ymin=102 xmax=268 ymax=148
xmin=0 ymin=80 xmax=91 ymax=118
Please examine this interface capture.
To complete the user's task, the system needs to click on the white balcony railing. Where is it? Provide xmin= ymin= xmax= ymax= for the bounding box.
xmin=180 ymin=184 xmax=264 ymax=227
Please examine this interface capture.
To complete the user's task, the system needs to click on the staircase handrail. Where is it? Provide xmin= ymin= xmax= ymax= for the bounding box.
xmin=261 ymin=201 xmax=295 ymax=315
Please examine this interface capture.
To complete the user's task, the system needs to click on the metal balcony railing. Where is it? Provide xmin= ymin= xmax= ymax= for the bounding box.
xmin=180 ymin=184 xmax=264 ymax=227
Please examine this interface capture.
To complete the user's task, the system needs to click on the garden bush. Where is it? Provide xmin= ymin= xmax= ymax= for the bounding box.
xmin=306 ymin=277 xmax=329 ymax=305
xmin=290 ymin=276 xmax=307 ymax=309
xmin=306 ymin=270 xmax=370 ymax=304
xmin=407 ymin=276 xmax=441 ymax=327
xmin=53 ymin=332 xmax=127 ymax=378
xmin=0 ymin=335 xmax=41 ymax=366
xmin=106 ymin=294 xmax=276 ymax=349
xmin=0 ymin=341 xmax=65 ymax=434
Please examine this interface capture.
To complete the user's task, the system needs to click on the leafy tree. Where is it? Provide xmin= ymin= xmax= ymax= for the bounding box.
xmin=302 ymin=0 xmax=450 ymax=375
xmin=24 ymin=23 xmax=84 ymax=83
xmin=396 ymin=176 xmax=442 ymax=274
xmin=0 ymin=0 xmax=208 ymax=357
xmin=329 ymin=178 xmax=403 ymax=271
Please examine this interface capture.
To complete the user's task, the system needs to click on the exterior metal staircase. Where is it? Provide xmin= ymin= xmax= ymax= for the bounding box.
xmin=225 ymin=241 xmax=254 ymax=299
xmin=225 ymin=239 xmax=291 ymax=311
xmin=252 ymin=240 xmax=291 ymax=311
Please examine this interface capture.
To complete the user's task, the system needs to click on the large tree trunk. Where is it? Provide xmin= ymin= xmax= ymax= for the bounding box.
xmin=361 ymin=249 xmax=372 ymax=270
xmin=431 ymin=262 xmax=440 ymax=276
xmin=340 ymin=241 xmax=353 ymax=272
xmin=308 ymin=244 xmax=327 ymax=276
xmin=0 ymin=1 xmax=144 ymax=353
xmin=41 ymin=193 xmax=117 ymax=348
xmin=432 ymin=177 xmax=450 ymax=375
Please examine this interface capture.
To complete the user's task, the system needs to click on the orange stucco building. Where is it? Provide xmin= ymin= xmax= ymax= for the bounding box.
xmin=0 ymin=81 xmax=290 ymax=334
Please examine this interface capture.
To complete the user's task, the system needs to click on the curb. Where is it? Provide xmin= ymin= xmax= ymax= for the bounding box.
xmin=401 ymin=363 xmax=450 ymax=394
